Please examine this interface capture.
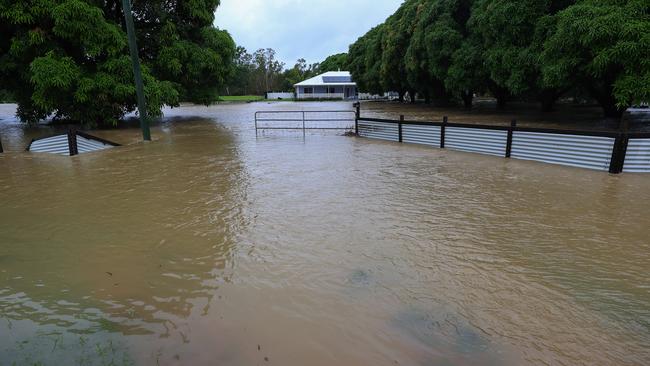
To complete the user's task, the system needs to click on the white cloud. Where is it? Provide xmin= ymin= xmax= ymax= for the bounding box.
xmin=214 ymin=0 xmax=402 ymax=67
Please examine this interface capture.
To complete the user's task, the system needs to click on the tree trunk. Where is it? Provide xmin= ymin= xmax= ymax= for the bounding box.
xmin=496 ymin=96 xmax=507 ymax=110
xmin=398 ymin=91 xmax=404 ymax=103
xmin=539 ymin=87 xmax=571 ymax=112
xmin=587 ymin=72 xmax=626 ymax=119
xmin=588 ymin=86 xmax=625 ymax=118
xmin=409 ymin=90 xmax=416 ymax=104
xmin=539 ymin=90 xmax=558 ymax=112
xmin=489 ymin=82 xmax=509 ymax=110
xmin=601 ymin=102 xmax=625 ymax=119
xmin=461 ymin=90 xmax=473 ymax=109
xmin=424 ymin=91 xmax=431 ymax=104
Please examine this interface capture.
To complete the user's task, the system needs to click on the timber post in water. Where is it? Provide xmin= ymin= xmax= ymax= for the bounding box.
xmin=354 ymin=102 xmax=360 ymax=136
xmin=609 ymin=118 xmax=629 ymax=174
xmin=506 ymin=119 xmax=517 ymax=158
xmin=440 ymin=116 xmax=448 ymax=148
xmin=122 ymin=0 xmax=151 ymax=141
xmin=67 ymin=129 xmax=79 ymax=156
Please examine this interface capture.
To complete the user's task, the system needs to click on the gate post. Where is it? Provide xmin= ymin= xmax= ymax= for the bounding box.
xmin=354 ymin=102 xmax=360 ymax=136
xmin=440 ymin=116 xmax=448 ymax=148
xmin=505 ymin=119 xmax=516 ymax=158
xmin=67 ymin=129 xmax=78 ymax=156
xmin=398 ymin=115 xmax=404 ymax=142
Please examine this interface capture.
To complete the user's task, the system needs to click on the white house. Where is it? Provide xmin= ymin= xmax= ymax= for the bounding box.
xmin=294 ymin=71 xmax=357 ymax=100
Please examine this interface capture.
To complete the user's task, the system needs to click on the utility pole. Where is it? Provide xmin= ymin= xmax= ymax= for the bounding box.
xmin=122 ymin=0 xmax=151 ymax=141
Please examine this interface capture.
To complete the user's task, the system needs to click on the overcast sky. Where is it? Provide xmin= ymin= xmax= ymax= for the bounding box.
xmin=214 ymin=0 xmax=402 ymax=68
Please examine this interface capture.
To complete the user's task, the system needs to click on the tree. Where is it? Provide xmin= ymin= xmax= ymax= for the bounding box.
xmin=470 ymin=0 xmax=576 ymax=111
xmin=251 ymin=48 xmax=285 ymax=93
xmin=381 ymin=2 xmax=417 ymax=102
xmin=225 ymin=46 xmax=254 ymax=96
xmin=347 ymin=0 xmax=648 ymax=116
xmin=282 ymin=58 xmax=310 ymax=91
xmin=542 ymin=0 xmax=650 ymax=117
xmin=0 ymin=0 xmax=235 ymax=126
xmin=315 ymin=53 xmax=348 ymax=73
xmin=417 ymin=0 xmax=473 ymax=105
xmin=446 ymin=33 xmax=487 ymax=108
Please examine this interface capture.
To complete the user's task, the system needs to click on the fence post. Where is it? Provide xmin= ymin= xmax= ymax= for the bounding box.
xmin=398 ymin=115 xmax=404 ymax=142
xmin=354 ymin=102 xmax=360 ymax=135
xmin=505 ymin=119 xmax=516 ymax=158
xmin=254 ymin=112 xmax=258 ymax=136
xmin=67 ymin=129 xmax=78 ymax=156
xmin=302 ymin=111 xmax=306 ymax=138
xmin=609 ymin=119 xmax=629 ymax=174
xmin=440 ymin=116 xmax=448 ymax=148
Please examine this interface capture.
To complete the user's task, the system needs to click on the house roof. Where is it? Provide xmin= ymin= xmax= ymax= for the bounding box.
xmin=294 ymin=71 xmax=357 ymax=87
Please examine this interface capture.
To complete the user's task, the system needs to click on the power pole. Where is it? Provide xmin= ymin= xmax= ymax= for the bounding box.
xmin=122 ymin=0 xmax=151 ymax=141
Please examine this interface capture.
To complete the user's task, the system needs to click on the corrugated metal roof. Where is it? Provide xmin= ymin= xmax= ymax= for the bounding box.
xmin=294 ymin=71 xmax=357 ymax=87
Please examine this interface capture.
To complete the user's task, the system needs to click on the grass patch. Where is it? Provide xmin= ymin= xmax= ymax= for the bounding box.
xmin=218 ymin=95 xmax=264 ymax=102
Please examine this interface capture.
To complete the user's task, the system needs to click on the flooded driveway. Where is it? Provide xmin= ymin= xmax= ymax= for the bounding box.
xmin=1 ymin=102 xmax=649 ymax=365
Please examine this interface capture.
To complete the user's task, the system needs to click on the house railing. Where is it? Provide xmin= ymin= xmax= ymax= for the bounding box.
xmin=296 ymin=93 xmax=348 ymax=99
xmin=354 ymin=111 xmax=650 ymax=174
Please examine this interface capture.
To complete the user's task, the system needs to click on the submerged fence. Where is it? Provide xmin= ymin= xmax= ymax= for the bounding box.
xmin=255 ymin=110 xmax=355 ymax=136
xmin=355 ymin=113 xmax=650 ymax=174
xmin=27 ymin=130 xmax=119 ymax=156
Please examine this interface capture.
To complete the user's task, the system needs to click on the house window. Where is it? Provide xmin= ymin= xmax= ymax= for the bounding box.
xmin=304 ymin=87 xmax=313 ymax=94
xmin=328 ymin=87 xmax=336 ymax=93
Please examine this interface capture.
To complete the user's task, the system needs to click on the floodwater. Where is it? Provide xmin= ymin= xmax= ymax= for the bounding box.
xmin=0 ymin=102 xmax=649 ymax=365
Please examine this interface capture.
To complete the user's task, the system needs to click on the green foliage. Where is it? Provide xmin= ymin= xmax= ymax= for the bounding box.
xmin=347 ymin=0 xmax=649 ymax=116
xmin=223 ymin=47 xmax=287 ymax=95
xmin=381 ymin=3 xmax=415 ymax=97
xmin=348 ymin=24 xmax=385 ymax=95
xmin=0 ymin=89 xmax=13 ymax=102
xmin=223 ymin=48 xmax=350 ymax=96
xmin=218 ymin=95 xmax=263 ymax=102
xmin=280 ymin=58 xmax=307 ymax=91
xmin=0 ymin=0 xmax=234 ymax=126
xmin=314 ymin=53 xmax=348 ymax=73
xmin=542 ymin=0 xmax=650 ymax=115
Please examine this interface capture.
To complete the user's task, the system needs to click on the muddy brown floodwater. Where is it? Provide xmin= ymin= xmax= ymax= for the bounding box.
xmin=0 ymin=102 xmax=649 ymax=366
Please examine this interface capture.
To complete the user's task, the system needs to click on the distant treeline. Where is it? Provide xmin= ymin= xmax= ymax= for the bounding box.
xmin=224 ymin=48 xmax=347 ymax=96
xmin=345 ymin=0 xmax=649 ymax=118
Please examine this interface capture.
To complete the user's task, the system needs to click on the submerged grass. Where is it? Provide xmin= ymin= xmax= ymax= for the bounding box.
xmin=6 ymin=332 xmax=134 ymax=366
xmin=218 ymin=95 xmax=264 ymax=102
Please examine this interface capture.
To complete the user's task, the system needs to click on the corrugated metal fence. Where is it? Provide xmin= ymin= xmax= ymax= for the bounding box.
xmin=623 ymin=139 xmax=650 ymax=172
xmin=26 ymin=130 xmax=119 ymax=156
xmin=356 ymin=115 xmax=650 ymax=174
